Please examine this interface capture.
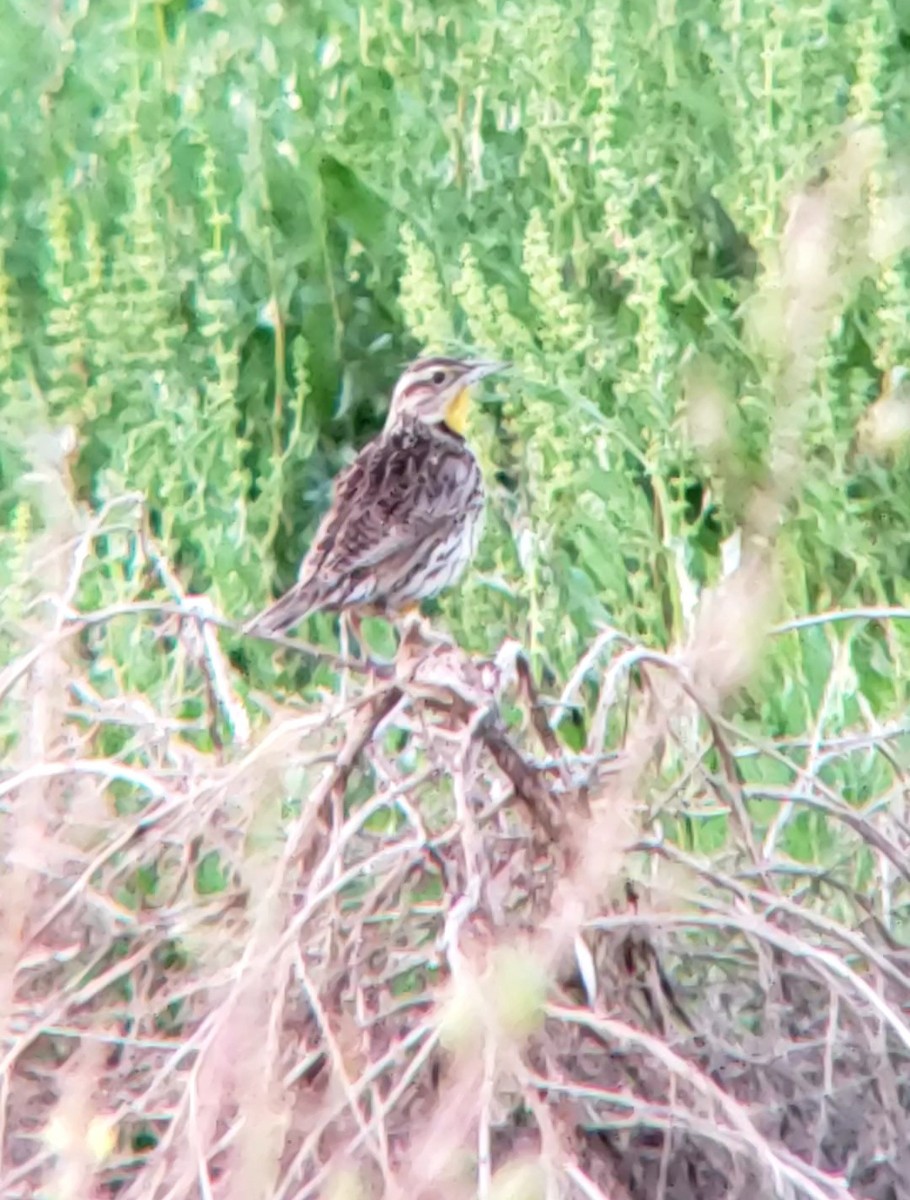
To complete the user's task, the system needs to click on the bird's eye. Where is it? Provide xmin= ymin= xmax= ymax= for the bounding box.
xmin=431 ymin=370 xmax=447 ymax=385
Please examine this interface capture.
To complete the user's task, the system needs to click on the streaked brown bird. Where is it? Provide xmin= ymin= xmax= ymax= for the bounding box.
xmin=246 ymin=355 xmax=504 ymax=639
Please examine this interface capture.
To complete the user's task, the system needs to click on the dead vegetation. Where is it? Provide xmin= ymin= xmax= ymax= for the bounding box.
xmin=2 ymin=548 xmax=909 ymax=1200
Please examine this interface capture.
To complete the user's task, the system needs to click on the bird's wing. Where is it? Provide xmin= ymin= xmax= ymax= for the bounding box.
xmin=298 ymin=419 xmax=480 ymax=609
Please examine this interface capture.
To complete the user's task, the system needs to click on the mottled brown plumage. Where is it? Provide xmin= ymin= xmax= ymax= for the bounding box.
xmin=247 ymin=356 xmax=502 ymax=636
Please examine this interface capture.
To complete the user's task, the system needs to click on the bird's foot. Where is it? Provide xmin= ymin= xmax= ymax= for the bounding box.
xmin=398 ymin=608 xmax=452 ymax=651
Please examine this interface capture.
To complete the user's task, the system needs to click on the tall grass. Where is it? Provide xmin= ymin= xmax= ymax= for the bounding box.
xmin=1 ymin=1 xmax=907 ymax=648
xmin=1 ymin=1 xmax=910 ymax=1195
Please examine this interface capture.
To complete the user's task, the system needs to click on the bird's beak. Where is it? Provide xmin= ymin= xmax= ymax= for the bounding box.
xmin=463 ymin=360 xmax=508 ymax=387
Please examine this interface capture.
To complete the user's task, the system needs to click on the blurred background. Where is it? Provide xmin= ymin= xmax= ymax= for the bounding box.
xmin=4 ymin=1 xmax=909 ymax=682
xmin=2 ymin=3 xmax=910 ymax=1195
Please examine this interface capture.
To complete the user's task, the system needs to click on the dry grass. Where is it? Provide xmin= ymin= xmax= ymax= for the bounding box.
xmin=2 ymin=528 xmax=909 ymax=1199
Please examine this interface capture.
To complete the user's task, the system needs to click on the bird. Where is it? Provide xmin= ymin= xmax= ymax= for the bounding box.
xmin=245 ymin=355 xmax=505 ymax=642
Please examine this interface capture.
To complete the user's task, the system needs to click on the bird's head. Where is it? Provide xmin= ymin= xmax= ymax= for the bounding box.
xmin=385 ymin=355 xmax=505 ymax=436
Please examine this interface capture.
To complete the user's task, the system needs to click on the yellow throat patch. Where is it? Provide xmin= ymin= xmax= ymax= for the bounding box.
xmin=444 ymin=387 xmax=470 ymax=436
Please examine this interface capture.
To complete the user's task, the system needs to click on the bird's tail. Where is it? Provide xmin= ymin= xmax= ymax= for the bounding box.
xmin=244 ymin=584 xmax=315 ymax=637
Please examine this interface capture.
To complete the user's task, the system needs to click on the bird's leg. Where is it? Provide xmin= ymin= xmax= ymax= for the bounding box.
xmin=344 ymin=611 xmax=393 ymax=684
xmin=339 ymin=611 xmax=354 ymax=702
xmin=342 ymin=611 xmax=358 ymax=655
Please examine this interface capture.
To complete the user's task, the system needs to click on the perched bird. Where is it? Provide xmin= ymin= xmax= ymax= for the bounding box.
xmin=246 ymin=355 xmax=504 ymax=639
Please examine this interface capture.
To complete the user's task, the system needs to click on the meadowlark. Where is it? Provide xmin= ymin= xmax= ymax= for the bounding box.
xmin=246 ymin=355 xmax=504 ymax=639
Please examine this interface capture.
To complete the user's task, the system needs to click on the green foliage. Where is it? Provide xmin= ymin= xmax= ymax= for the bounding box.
xmin=3 ymin=12 xmax=910 ymax=1180
xmin=195 ymin=850 xmax=229 ymax=896
xmin=2 ymin=0 xmax=910 ymax=737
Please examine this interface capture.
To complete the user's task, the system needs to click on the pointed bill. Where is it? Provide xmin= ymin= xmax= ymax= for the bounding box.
xmin=462 ymin=360 xmax=508 ymax=387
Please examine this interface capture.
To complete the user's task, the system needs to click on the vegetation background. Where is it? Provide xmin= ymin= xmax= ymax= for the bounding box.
xmin=2 ymin=1 xmax=910 ymax=1197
